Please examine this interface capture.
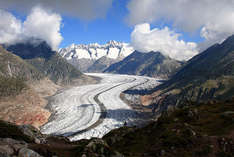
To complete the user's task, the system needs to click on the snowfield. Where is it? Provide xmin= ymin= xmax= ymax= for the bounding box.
xmin=41 ymin=73 xmax=161 ymax=141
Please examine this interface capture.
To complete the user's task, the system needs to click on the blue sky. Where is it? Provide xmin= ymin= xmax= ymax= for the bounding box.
xmin=60 ymin=0 xmax=132 ymax=47
xmin=7 ymin=0 xmax=204 ymax=49
xmin=59 ymin=0 xmax=203 ymax=48
xmin=1 ymin=0 xmax=233 ymax=60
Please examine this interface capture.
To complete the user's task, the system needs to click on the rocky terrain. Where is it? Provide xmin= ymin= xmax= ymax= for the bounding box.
xmin=59 ymin=41 xmax=134 ymax=72
xmin=0 ymin=99 xmax=233 ymax=157
xmin=104 ymin=51 xmax=183 ymax=78
xmin=142 ymin=35 xmax=234 ymax=113
xmin=0 ymin=120 xmax=124 ymax=157
xmin=6 ymin=40 xmax=92 ymax=85
xmin=0 ymin=41 xmax=96 ymax=129
xmin=103 ymin=99 xmax=234 ymax=157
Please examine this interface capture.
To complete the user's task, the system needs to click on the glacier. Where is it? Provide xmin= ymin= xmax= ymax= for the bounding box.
xmin=41 ymin=73 xmax=161 ymax=141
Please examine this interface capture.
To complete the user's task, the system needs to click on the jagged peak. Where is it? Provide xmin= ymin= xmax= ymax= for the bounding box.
xmin=63 ymin=40 xmax=129 ymax=50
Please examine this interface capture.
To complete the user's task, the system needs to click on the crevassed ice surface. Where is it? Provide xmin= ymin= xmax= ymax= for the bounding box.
xmin=41 ymin=73 xmax=161 ymax=141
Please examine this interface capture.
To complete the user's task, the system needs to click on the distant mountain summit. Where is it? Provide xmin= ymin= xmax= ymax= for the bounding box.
xmin=105 ymin=51 xmax=183 ymax=78
xmin=59 ymin=41 xmax=134 ymax=72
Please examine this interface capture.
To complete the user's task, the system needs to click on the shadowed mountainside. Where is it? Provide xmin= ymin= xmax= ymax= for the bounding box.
xmin=87 ymin=56 xmax=121 ymax=73
xmin=104 ymin=51 xmax=183 ymax=78
xmin=7 ymin=41 xmax=85 ymax=85
xmin=145 ymin=35 xmax=234 ymax=111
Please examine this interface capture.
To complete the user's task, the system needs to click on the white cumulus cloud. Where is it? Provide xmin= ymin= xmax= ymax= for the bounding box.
xmin=0 ymin=6 xmax=62 ymax=50
xmin=131 ymin=23 xmax=198 ymax=61
xmin=23 ymin=7 xmax=63 ymax=50
xmin=0 ymin=10 xmax=22 ymax=44
xmin=127 ymin=0 xmax=234 ymax=50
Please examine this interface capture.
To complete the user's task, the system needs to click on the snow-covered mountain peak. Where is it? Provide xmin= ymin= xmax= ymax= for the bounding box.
xmin=59 ymin=41 xmax=134 ymax=60
xmin=106 ymin=40 xmax=123 ymax=47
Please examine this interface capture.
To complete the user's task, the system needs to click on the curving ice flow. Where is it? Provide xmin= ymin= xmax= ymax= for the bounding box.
xmin=41 ymin=73 xmax=161 ymax=141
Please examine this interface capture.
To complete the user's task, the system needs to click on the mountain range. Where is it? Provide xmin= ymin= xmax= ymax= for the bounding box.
xmin=104 ymin=51 xmax=183 ymax=78
xmin=59 ymin=42 xmax=183 ymax=78
xmin=0 ymin=40 xmax=96 ymax=129
xmin=0 ymin=35 xmax=234 ymax=157
xmin=143 ymin=34 xmax=234 ymax=112
xmin=59 ymin=41 xmax=134 ymax=72
xmin=6 ymin=41 xmax=87 ymax=85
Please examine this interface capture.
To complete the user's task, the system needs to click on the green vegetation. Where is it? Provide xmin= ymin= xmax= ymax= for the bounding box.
xmin=154 ymin=35 xmax=234 ymax=106
xmin=0 ymin=76 xmax=27 ymax=97
xmin=103 ymin=100 xmax=234 ymax=157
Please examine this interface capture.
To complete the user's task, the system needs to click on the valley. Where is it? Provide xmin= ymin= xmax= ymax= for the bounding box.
xmin=41 ymin=73 xmax=161 ymax=140
xmin=0 ymin=1 xmax=234 ymax=156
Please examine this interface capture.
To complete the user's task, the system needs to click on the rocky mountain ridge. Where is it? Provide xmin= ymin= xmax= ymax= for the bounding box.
xmin=59 ymin=41 xmax=134 ymax=72
xmin=105 ymin=51 xmax=183 ymax=78
xmin=143 ymin=34 xmax=234 ymax=112
xmin=0 ymin=40 xmax=96 ymax=130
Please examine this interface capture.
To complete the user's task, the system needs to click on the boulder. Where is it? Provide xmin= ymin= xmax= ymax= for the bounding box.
xmin=18 ymin=148 xmax=42 ymax=157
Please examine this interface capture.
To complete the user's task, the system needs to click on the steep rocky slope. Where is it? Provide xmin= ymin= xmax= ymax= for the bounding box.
xmin=0 ymin=40 xmax=96 ymax=129
xmin=144 ymin=35 xmax=234 ymax=111
xmin=0 ymin=46 xmax=43 ymax=81
xmin=105 ymin=51 xmax=182 ymax=78
xmin=7 ymin=41 xmax=89 ymax=85
xmin=59 ymin=41 xmax=134 ymax=72
xmin=0 ymin=45 xmax=58 ymax=128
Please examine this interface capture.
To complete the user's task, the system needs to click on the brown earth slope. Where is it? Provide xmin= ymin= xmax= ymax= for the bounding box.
xmin=0 ymin=41 xmax=97 ymax=129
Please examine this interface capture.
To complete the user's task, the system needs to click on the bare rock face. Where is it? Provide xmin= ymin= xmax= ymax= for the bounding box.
xmin=0 ymin=121 xmax=46 ymax=156
xmin=0 ymin=145 xmax=14 ymax=156
xmin=0 ymin=120 xmax=124 ymax=157
xmin=18 ymin=148 xmax=42 ymax=157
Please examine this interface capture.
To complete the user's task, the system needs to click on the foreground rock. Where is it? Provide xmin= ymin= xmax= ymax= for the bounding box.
xmin=0 ymin=99 xmax=233 ymax=156
xmin=0 ymin=120 xmax=123 ymax=157
xmin=103 ymin=100 xmax=234 ymax=157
